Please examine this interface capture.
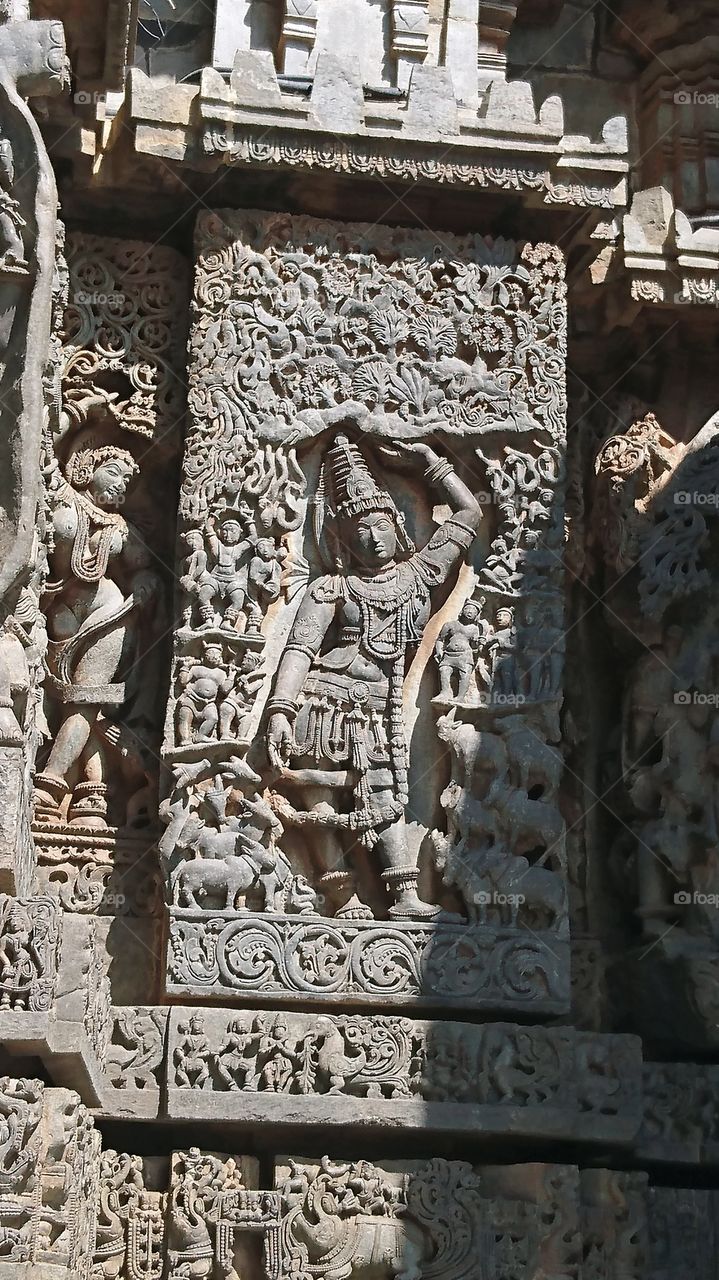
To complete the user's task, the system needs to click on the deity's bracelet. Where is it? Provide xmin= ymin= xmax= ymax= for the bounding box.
xmin=266 ymin=699 xmax=299 ymax=720
xmin=425 ymin=457 xmax=454 ymax=484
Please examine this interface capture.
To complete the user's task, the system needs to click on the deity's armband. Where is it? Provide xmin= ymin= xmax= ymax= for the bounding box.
xmin=283 ymin=577 xmax=339 ymax=660
xmin=431 ymin=517 xmax=479 ymax=551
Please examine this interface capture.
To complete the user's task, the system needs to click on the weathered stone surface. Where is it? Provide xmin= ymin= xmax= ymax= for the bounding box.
xmin=0 ymin=16 xmax=67 ymax=899
xmin=160 ymin=209 xmax=570 ymax=1021
xmin=2 ymin=3 xmax=719 ymax=1273
xmin=166 ymin=914 xmax=569 ymax=1012
xmin=166 ymin=1008 xmax=641 ymax=1143
xmin=638 ymin=1062 xmax=719 ymax=1165
xmin=0 ymin=1076 xmax=100 ymax=1277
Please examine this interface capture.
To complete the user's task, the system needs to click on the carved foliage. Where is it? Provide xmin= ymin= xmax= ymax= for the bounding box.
xmin=61 ymin=232 xmax=188 ymax=444
xmin=167 ymin=913 xmax=569 ymax=1012
xmin=187 ymin=213 xmax=565 ymax=458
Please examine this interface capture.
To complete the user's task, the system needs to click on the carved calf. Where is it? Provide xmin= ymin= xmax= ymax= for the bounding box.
xmin=171 ymin=853 xmax=261 ymax=911
xmin=499 ymin=715 xmax=563 ymax=798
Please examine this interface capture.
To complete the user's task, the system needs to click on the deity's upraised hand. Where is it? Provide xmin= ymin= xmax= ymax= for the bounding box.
xmin=377 ymin=440 xmax=440 ymax=471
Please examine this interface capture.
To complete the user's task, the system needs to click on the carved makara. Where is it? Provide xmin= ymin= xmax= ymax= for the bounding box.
xmin=166 ymin=1147 xmax=260 ymax=1280
xmin=272 ymin=1155 xmax=491 ymax=1280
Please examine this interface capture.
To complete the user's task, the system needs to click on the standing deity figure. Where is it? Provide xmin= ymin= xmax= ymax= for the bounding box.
xmin=266 ymin=434 xmax=482 ymax=919
xmin=33 ymin=435 xmax=161 ymax=826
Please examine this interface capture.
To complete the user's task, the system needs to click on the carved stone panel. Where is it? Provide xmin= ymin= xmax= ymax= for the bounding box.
xmin=162 ymin=209 xmax=569 ymax=1016
xmin=0 ymin=16 xmax=67 ymax=898
xmin=0 ymin=893 xmax=61 ymax=1012
xmin=0 ymin=1076 xmax=100 ymax=1278
xmin=32 ymin=230 xmax=189 ymax=843
xmin=165 ymin=1007 xmax=642 ymax=1144
xmin=588 ymin=411 xmax=719 ymax=1048
xmin=269 ymin=1156 xmax=583 ymax=1280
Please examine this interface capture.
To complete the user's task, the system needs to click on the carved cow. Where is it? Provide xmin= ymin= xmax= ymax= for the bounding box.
xmin=171 ymin=853 xmax=261 ymax=911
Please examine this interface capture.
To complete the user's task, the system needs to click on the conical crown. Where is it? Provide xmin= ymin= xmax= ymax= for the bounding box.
xmin=325 ymin=434 xmax=395 ymax=520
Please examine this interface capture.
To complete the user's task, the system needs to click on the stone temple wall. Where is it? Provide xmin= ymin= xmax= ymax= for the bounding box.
xmin=1 ymin=1 xmax=719 ymax=1276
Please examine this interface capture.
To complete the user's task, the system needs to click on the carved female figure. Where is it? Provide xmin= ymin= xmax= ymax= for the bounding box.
xmin=266 ymin=433 xmax=482 ymax=919
xmin=33 ymin=437 xmax=161 ymax=825
xmin=0 ymin=137 xmax=26 ymax=268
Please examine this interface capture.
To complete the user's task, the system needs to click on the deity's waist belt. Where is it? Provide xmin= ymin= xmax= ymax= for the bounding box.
xmin=301 ymin=671 xmax=389 ymax=711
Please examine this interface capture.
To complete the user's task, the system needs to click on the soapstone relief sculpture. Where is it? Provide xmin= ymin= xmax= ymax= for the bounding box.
xmin=434 ymin=598 xmax=488 ymax=703
xmin=160 ymin=213 xmax=569 ymax=1011
xmin=33 ymin=432 xmax=162 ymax=829
xmin=266 ymin=431 xmax=483 ymax=921
xmin=28 ymin=233 xmax=188 ymax=852
xmin=0 ymin=893 xmax=60 ymax=1010
xmin=3 ymin=3 xmax=719 ymax=1273
xmin=166 ymin=1008 xmax=638 ymax=1123
xmin=274 ymin=1156 xmax=491 ymax=1280
xmin=0 ymin=14 xmax=68 ymax=896
xmin=0 ymin=137 xmax=25 ymax=272
xmin=584 ymin=405 xmax=719 ymax=1045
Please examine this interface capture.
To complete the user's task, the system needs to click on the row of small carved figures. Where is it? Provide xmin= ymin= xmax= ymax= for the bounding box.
xmin=171 ymin=1014 xmax=626 ymax=1110
xmin=434 ymin=599 xmax=563 ymax=704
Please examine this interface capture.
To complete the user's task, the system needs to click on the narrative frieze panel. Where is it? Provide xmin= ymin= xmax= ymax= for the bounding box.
xmin=165 ymin=1007 xmax=641 ymax=1142
xmin=162 ymin=209 xmax=568 ymax=1014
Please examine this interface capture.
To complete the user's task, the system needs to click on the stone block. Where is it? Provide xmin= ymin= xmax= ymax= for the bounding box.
xmin=404 ymin=62 xmax=460 ymax=136
xmin=310 ymin=52 xmax=364 ymax=133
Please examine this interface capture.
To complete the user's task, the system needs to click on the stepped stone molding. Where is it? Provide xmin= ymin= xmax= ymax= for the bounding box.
xmin=0 ymin=1073 xmax=678 ymax=1280
xmin=127 ymin=55 xmax=628 ymax=210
